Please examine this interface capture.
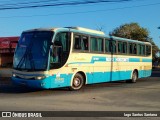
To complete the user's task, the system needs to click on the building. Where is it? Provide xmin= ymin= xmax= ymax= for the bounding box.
xmin=0 ymin=37 xmax=19 ymax=67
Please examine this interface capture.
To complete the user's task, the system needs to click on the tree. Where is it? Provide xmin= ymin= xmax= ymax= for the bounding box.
xmin=110 ymin=23 xmax=149 ymax=41
xmin=110 ymin=22 xmax=160 ymax=63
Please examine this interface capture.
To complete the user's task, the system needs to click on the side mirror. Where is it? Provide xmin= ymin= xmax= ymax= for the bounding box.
xmin=50 ymin=42 xmax=54 ymax=46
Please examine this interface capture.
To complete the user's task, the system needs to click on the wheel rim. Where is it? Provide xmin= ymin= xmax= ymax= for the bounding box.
xmin=70 ymin=73 xmax=84 ymax=90
xmin=133 ymin=72 xmax=137 ymax=81
xmin=73 ymin=77 xmax=81 ymax=87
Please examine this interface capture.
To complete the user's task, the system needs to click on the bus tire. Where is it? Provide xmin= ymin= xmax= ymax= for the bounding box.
xmin=69 ymin=73 xmax=84 ymax=91
xmin=127 ymin=70 xmax=138 ymax=83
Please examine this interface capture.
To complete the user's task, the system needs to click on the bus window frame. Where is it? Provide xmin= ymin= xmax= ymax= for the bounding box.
xmin=73 ymin=33 xmax=90 ymax=53
xmin=90 ymin=36 xmax=104 ymax=54
xmin=50 ymin=31 xmax=71 ymax=69
xmin=105 ymin=39 xmax=117 ymax=55
xmin=137 ymin=43 xmax=146 ymax=56
xmin=145 ymin=45 xmax=151 ymax=56
xmin=117 ymin=40 xmax=128 ymax=55
xmin=72 ymin=32 xmax=151 ymax=57
xmin=128 ymin=42 xmax=138 ymax=56
xmin=105 ymin=38 xmax=111 ymax=54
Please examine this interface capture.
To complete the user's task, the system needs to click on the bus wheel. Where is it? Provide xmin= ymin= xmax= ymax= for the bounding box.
xmin=70 ymin=73 xmax=84 ymax=91
xmin=132 ymin=71 xmax=138 ymax=83
xmin=126 ymin=71 xmax=138 ymax=83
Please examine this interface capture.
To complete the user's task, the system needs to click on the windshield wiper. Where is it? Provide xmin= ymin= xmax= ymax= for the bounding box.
xmin=16 ymin=46 xmax=36 ymax=71
xmin=16 ymin=36 xmax=35 ymax=70
xmin=16 ymin=47 xmax=28 ymax=70
xmin=28 ymin=50 xmax=35 ymax=71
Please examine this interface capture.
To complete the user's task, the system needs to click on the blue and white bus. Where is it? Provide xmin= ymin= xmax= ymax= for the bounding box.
xmin=12 ymin=27 xmax=152 ymax=90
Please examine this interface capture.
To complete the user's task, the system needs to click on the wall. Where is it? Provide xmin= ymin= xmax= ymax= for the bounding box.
xmin=0 ymin=36 xmax=19 ymax=67
xmin=0 ymin=53 xmax=14 ymax=67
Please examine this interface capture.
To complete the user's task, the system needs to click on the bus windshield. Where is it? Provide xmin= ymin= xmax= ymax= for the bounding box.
xmin=13 ymin=31 xmax=53 ymax=71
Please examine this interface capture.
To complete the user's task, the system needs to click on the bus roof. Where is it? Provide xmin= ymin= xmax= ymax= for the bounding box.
xmin=23 ymin=27 xmax=152 ymax=45
xmin=67 ymin=27 xmax=105 ymax=35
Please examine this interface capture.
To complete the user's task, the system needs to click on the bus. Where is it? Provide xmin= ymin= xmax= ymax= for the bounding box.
xmin=12 ymin=27 xmax=152 ymax=90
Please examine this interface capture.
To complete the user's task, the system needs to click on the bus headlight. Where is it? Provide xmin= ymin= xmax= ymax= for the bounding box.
xmin=12 ymin=73 xmax=17 ymax=77
xmin=35 ymin=76 xmax=46 ymax=80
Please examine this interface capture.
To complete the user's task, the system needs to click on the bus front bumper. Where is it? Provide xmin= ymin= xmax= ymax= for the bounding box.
xmin=11 ymin=77 xmax=51 ymax=89
xmin=11 ymin=74 xmax=71 ymax=89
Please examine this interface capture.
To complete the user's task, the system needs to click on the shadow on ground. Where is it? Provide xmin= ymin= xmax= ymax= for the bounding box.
xmin=0 ymin=69 xmax=159 ymax=94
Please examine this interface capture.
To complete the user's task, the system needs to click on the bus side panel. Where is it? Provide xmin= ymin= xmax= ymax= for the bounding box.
xmin=88 ymin=70 xmax=132 ymax=84
xmin=91 ymin=72 xmax=110 ymax=84
xmin=49 ymin=74 xmax=72 ymax=88
xmin=86 ymin=73 xmax=94 ymax=84
xmin=111 ymin=70 xmax=132 ymax=81
xmin=12 ymin=77 xmax=52 ymax=89
xmin=138 ymin=69 xmax=152 ymax=78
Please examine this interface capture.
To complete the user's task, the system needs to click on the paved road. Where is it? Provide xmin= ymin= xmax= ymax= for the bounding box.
xmin=0 ymin=68 xmax=12 ymax=77
xmin=0 ymin=69 xmax=160 ymax=119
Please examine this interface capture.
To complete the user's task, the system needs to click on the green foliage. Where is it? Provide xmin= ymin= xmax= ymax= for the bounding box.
xmin=111 ymin=23 xmax=149 ymax=41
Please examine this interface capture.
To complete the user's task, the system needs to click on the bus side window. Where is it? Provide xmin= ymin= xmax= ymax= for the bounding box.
xmin=50 ymin=32 xmax=71 ymax=69
xmin=91 ymin=37 xmax=97 ymax=51
xmin=137 ymin=44 xmax=141 ymax=55
xmin=97 ymin=38 xmax=103 ymax=52
xmin=51 ymin=46 xmax=61 ymax=63
xmin=118 ymin=41 xmax=127 ymax=53
xmin=118 ymin=41 xmax=127 ymax=54
xmin=74 ymin=35 xmax=89 ymax=51
xmin=82 ymin=36 xmax=89 ymax=50
xmin=129 ymin=43 xmax=133 ymax=54
xmin=146 ymin=45 xmax=151 ymax=56
xmin=118 ymin=41 xmax=122 ymax=53
xmin=91 ymin=37 xmax=103 ymax=52
xmin=129 ymin=43 xmax=137 ymax=55
xmin=123 ymin=42 xmax=127 ymax=54
xmin=141 ymin=45 xmax=145 ymax=56
xmin=133 ymin=44 xmax=137 ymax=54
xmin=138 ymin=44 xmax=145 ymax=56
xmin=109 ymin=41 xmax=112 ymax=53
xmin=105 ymin=39 xmax=110 ymax=52
xmin=111 ymin=40 xmax=116 ymax=53
xmin=74 ymin=35 xmax=81 ymax=50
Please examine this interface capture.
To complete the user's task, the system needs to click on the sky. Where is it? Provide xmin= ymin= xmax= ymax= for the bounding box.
xmin=0 ymin=0 xmax=160 ymax=48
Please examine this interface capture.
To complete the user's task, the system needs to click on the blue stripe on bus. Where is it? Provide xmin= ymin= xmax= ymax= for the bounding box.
xmin=91 ymin=56 xmax=107 ymax=63
xmin=12 ymin=69 xmax=152 ymax=89
xmin=142 ymin=59 xmax=152 ymax=62
xmin=129 ymin=58 xmax=140 ymax=62
xmin=69 ymin=56 xmax=152 ymax=65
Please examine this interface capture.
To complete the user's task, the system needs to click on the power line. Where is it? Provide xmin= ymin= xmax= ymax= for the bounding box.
xmin=0 ymin=0 xmax=133 ymax=10
xmin=0 ymin=0 xmax=59 ymax=7
xmin=0 ymin=2 xmax=159 ymax=19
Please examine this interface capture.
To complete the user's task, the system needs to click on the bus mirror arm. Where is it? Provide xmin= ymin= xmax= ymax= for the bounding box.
xmin=50 ymin=42 xmax=54 ymax=46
